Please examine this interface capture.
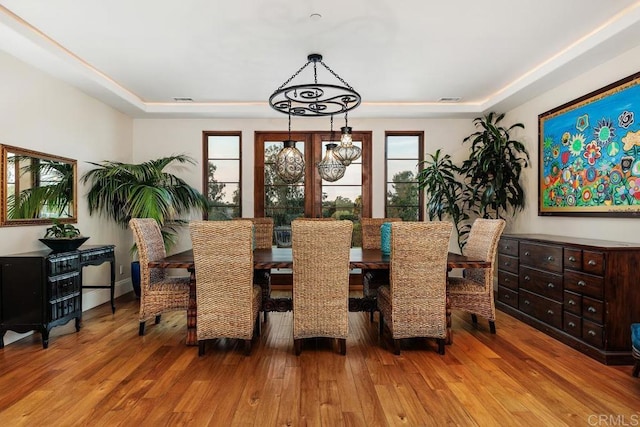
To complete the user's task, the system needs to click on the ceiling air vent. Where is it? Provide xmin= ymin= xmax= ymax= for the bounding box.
xmin=437 ymin=97 xmax=462 ymax=102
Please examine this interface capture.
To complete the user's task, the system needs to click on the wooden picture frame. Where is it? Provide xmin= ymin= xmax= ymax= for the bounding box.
xmin=538 ymin=71 xmax=640 ymax=216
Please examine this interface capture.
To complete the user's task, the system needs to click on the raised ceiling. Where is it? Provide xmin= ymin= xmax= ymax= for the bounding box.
xmin=1 ymin=0 xmax=640 ymax=118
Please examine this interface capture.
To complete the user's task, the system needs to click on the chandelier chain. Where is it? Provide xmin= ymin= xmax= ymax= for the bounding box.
xmin=274 ymin=61 xmax=312 ymax=93
xmin=319 ymin=60 xmax=355 ymax=91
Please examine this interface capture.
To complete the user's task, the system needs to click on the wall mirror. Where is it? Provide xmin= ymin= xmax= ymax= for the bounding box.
xmin=0 ymin=144 xmax=77 ymax=226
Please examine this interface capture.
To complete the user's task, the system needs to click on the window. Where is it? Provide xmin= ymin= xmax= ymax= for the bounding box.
xmin=203 ymin=132 xmax=241 ymax=219
xmin=385 ymin=132 xmax=424 ymax=220
xmin=255 ymin=131 xmax=372 ymax=246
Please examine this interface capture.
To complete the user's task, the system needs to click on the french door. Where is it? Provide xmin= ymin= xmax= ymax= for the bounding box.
xmin=254 ymin=131 xmax=372 ymax=244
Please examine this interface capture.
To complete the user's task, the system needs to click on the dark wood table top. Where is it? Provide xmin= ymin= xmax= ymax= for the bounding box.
xmin=149 ymin=247 xmax=490 ymax=270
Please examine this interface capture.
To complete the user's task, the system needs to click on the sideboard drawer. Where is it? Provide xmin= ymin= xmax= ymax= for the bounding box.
xmin=563 ymin=312 xmax=582 ymax=338
xmin=519 ymin=289 xmax=563 ymax=329
xmin=583 ymin=251 xmax=605 ymax=275
xmin=563 ymin=248 xmax=582 ymax=271
xmin=498 ymin=270 xmax=518 ymax=291
xmin=582 ymin=296 xmax=604 ymax=324
xmin=498 ymin=254 xmax=519 ymax=275
xmin=564 ymin=290 xmax=582 ymax=315
xmin=498 ymin=286 xmax=518 ymax=309
xmin=498 ymin=238 xmax=519 ymax=257
xmin=519 ymin=266 xmax=563 ymax=301
xmin=582 ymin=319 xmax=604 ymax=348
xmin=564 ymin=270 xmax=604 ymax=299
xmin=520 ymin=243 xmax=563 ymax=273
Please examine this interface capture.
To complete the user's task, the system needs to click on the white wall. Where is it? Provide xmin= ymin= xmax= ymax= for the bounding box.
xmin=506 ymin=45 xmax=640 ymax=243
xmin=0 ymin=51 xmax=134 ymax=345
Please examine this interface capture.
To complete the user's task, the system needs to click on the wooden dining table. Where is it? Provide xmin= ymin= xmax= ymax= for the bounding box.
xmin=149 ymin=247 xmax=490 ymax=346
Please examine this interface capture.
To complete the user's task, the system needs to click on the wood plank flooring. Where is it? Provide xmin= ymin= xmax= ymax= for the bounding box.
xmin=0 ymin=292 xmax=639 ymax=426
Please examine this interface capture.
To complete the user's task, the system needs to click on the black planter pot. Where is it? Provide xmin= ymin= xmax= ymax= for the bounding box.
xmin=131 ymin=261 xmax=141 ymax=298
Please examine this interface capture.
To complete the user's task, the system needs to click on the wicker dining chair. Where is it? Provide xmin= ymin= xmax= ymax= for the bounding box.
xmin=233 ymin=217 xmax=274 ymax=248
xmin=447 ymin=218 xmax=506 ymax=334
xmin=189 ymin=220 xmax=262 ymax=356
xmin=233 ymin=217 xmax=273 ymax=321
xmin=377 ymin=221 xmax=453 ymax=355
xmin=129 ymin=218 xmax=190 ymax=336
xmin=360 ymin=217 xmax=402 ymax=321
xmin=291 ymin=219 xmax=353 ymax=355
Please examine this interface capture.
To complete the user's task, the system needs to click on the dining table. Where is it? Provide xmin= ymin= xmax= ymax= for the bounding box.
xmin=149 ymin=247 xmax=491 ymax=346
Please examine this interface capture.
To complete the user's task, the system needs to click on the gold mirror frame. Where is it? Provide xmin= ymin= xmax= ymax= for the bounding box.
xmin=0 ymin=144 xmax=78 ymax=226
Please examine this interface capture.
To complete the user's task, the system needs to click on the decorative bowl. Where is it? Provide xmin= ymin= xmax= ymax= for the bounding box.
xmin=39 ymin=236 xmax=90 ymax=252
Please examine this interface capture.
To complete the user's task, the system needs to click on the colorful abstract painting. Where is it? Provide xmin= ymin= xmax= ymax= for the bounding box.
xmin=538 ymin=72 xmax=640 ymax=216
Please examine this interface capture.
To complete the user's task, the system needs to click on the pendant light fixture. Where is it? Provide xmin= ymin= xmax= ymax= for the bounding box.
xmin=334 ymin=111 xmax=361 ymax=166
xmin=275 ymin=108 xmax=305 ymax=184
xmin=317 ymin=143 xmax=346 ymax=182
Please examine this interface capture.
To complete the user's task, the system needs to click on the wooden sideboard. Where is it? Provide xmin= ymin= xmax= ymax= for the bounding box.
xmin=0 ymin=245 xmax=115 ymax=349
xmin=496 ymin=234 xmax=640 ymax=365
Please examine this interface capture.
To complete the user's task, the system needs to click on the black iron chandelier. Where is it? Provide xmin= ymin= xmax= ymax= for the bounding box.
xmin=269 ymin=54 xmax=362 ymax=183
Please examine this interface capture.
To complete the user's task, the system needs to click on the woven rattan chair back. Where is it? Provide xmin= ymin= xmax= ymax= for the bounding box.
xmin=377 ymin=221 xmax=453 ymax=354
xmin=291 ymin=219 xmax=353 ymax=355
xmin=462 ymin=219 xmax=506 ymax=289
xmin=129 ymin=218 xmax=190 ymax=336
xmin=189 ymin=220 xmax=261 ymax=355
xmin=361 ymin=218 xmax=402 ymax=249
xmin=233 ymin=217 xmax=274 ymax=249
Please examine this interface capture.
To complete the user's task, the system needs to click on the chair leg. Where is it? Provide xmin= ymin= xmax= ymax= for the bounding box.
xmin=254 ymin=315 xmax=261 ymax=338
xmin=138 ymin=321 xmax=146 ymax=336
xmin=437 ymin=338 xmax=445 ymax=355
xmin=489 ymin=320 xmax=496 ymax=334
xmin=243 ymin=339 xmax=252 ymax=356
xmin=370 ymin=310 xmax=374 ymax=322
xmin=198 ymin=340 xmax=205 ymax=356
xmin=338 ymin=338 xmax=346 ymax=355
xmin=633 ymin=360 xmax=640 ymax=377
xmin=392 ymin=339 xmax=401 ymax=355
xmin=471 ymin=314 xmax=478 ymax=325
xmin=379 ymin=314 xmax=384 ymax=336
xmin=155 ymin=315 xmax=162 ymax=324
xmin=263 ymin=311 xmax=268 ymax=323
xmin=294 ymin=339 xmax=303 ymax=356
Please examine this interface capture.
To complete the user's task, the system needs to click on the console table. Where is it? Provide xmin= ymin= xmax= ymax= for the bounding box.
xmin=496 ymin=234 xmax=640 ymax=365
xmin=0 ymin=244 xmax=115 ymax=349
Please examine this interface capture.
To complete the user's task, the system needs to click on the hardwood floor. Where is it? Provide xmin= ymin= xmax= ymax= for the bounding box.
xmin=1 ymin=292 xmax=638 ymax=426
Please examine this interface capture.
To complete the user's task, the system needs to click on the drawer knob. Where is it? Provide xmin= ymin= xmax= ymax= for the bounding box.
xmin=524 ymin=251 xmax=530 ymax=256
xmin=588 ymin=306 xmax=597 ymax=313
xmin=588 ymin=260 xmax=597 ymax=266
xmin=547 ymin=283 xmax=554 ymax=288
xmin=524 ymin=275 xmax=530 ymax=281
xmin=577 ymin=280 xmax=586 ymax=287
xmin=588 ymin=330 xmax=596 ymax=336
xmin=524 ymin=300 xmax=530 ymax=305
xmin=504 ymin=261 xmax=511 ymax=266
xmin=503 ymin=294 xmax=510 ymax=299
xmin=568 ymin=321 xmax=576 ymax=327
xmin=547 ymin=309 xmax=554 ymax=315
xmin=547 ymin=256 xmax=554 ymax=262
xmin=568 ymin=256 xmax=576 ymax=262
xmin=505 ymin=245 xmax=510 ymax=250
xmin=505 ymin=277 xmax=510 ymax=283
xmin=568 ymin=300 xmax=576 ymax=305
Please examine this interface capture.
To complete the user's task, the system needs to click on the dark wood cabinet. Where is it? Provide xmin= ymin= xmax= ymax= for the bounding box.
xmin=496 ymin=234 xmax=640 ymax=365
xmin=0 ymin=245 xmax=115 ymax=349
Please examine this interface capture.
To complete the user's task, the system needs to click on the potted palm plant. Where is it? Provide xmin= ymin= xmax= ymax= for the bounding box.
xmin=417 ymin=113 xmax=529 ymax=251
xmin=81 ymin=154 xmax=209 ymax=296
